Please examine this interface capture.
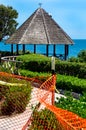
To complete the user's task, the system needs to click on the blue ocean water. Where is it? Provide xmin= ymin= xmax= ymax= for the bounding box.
xmin=0 ymin=39 xmax=86 ymax=58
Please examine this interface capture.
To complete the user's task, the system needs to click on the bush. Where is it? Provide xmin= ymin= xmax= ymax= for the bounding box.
xmin=17 ymin=54 xmax=86 ymax=78
xmin=0 ymin=51 xmax=12 ymax=57
xmin=55 ymin=93 xmax=86 ymax=118
xmin=30 ymin=108 xmax=63 ymax=130
xmin=0 ymin=50 xmax=31 ymax=57
xmin=17 ymin=54 xmax=51 ymax=72
xmin=68 ymin=50 xmax=86 ymax=63
xmin=0 ymin=75 xmax=32 ymax=115
xmin=78 ymin=50 xmax=86 ymax=62
xmin=56 ymin=74 xmax=86 ymax=93
xmin=55 ymin=60 xmax=86 ymax=78
xmin=1 ymin=92 xmax=29 ymax=115
xmin=19 ymin=70 xmax=86 ymax=94
xmin=0 ymin=85 xmax=9 ymax=100
xmin=19 ymin=69 xmax=50 ymax=82
xmin=68 ymin=57 xmax=79 ymax=62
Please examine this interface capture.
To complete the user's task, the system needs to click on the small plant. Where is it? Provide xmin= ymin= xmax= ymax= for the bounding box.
xmin=29 ymin=108 xmax=63 ymax=130
xmin=55 ymin=93 xmax=86 ymax=118
xmin=0 ymin=61 xmax=19 ymax=74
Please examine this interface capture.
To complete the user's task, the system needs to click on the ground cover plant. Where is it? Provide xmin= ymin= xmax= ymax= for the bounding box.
xmin=0 ymin=73 xmax=32 ymax=115
xmin=55 ymin=92 xmax=86 ymax=118
xmin=29 ymin=108 xmax=64 ymax=130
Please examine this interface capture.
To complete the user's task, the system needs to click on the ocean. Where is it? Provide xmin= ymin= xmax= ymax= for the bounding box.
xmin=0 ymin=39 xmax=86 ymax=58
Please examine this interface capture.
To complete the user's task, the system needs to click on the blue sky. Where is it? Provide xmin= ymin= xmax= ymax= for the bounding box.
xmin=0 ymin=0 xmax=86 ymax=39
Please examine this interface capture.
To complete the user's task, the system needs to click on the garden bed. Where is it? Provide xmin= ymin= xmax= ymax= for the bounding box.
xmin=0 ymin=73 xmax=32 ymax=116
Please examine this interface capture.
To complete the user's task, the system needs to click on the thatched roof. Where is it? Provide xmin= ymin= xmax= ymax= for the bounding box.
xmin=6 ymin=7 xmax=73 ymax=44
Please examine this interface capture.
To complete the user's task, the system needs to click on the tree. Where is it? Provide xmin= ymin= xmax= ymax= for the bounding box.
xmin=78 ymin=50 xmax=86 ymax=62
xmin=0 ymin=4 xmax=18 ymax=41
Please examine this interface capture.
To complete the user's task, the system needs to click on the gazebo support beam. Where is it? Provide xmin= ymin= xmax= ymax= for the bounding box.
xmin=16 ymin=44 xmax=19 ymax=55
xmin=11 ymin=44 xmax=13 ymax=55
xmin=23 ymin=44 xmax=25 ymax=54
xmin=64 ymin=44 xmax=69 ymax=60
xmin=53 ymin=44 xmax=56 ymax=56
xmin=46 ymin=44 xmax=49 ymax=56
xmin=34 ymin=44 xmax=36 ymax=54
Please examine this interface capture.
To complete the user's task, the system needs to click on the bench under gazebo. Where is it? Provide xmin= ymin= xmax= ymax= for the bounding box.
xmin=6 ymin=7 xmax=73 ymax=60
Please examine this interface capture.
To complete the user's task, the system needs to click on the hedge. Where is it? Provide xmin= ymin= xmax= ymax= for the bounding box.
xmin=17 ymin=54 xmax=86 ymax=79
xmin=17 ymin=54 xmax=51 ymax=72
xmin=19 ymin=70 xmax=86 ymax=94
xmin=55 ymin=60 xmax=86 ymax=79
xmin=56 ymin=74 xmax=86 ymax=93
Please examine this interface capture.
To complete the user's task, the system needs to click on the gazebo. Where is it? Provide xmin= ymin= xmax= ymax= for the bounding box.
xmin=6 ymin=7 xmax=73 ymax=60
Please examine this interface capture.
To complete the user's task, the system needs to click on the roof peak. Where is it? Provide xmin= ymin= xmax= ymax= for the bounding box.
xmin=38 ymin=3 xmax=42 ymax=8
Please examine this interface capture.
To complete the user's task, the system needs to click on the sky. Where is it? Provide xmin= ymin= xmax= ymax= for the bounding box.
xmin=0 ymin=0 xmax=86 ymax=39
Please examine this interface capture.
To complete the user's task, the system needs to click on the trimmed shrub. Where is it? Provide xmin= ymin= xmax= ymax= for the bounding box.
xmin=30 ymin=108 xmax=63 ymax=130
xmin=17 ymin=54 xmax=51 ymax=72
xmin=0 ymin=75 xmax=32 ymax=115
xmin=19 ymin=69 xmax=49 ymax=82
xmin=55 ymin=60 xmax=86 ymax=78
xmin=56 ymin=75 xmax=86 ymax=93
xmin=19 ymin=70 xmax=86 ymax=94
xmin=1 ymin=92 xmax=29 ymax=115
xmin=17 ymin=54 xmax=86 ymax=78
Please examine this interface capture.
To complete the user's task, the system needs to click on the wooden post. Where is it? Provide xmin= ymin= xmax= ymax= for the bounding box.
xmin=34 ymin=44 xmax=36 ymax=54
xmin=51 ymin=56 xmax=55 ymax=74
xmin=22 ymin=44 xmax=25 ymax=54
xmin=16 ymin=44 xmax=19 ymax=55
xmin=46 ymin=44 xmax=49 ymax=56
xmin=11 ymin=44 xmax=13 ymax=55
xmin=66 ymin=45 xmax=69 ymax=56
xmin=64 ymin=44 xmax=69 ymax=60
xmin=64 ymin=45 xmax=66 ymax=60
xmin=53 ymin=44 xmax=56 ymax=57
